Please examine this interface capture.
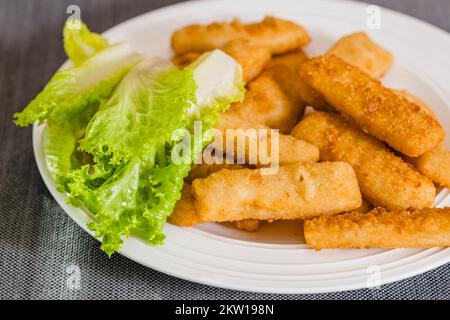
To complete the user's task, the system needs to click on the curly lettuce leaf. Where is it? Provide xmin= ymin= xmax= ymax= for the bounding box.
xmin=80 ymin=58 xmax=197 ymax=165
xmin=73 ymin=51 xmax=244 ymax=255
xmin=14 ymin=43 xmax=142 ymax=127
xmin=63 ymin=18 xmax=109 ymax=66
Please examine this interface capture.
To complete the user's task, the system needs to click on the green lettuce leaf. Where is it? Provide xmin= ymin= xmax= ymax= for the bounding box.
xmin=63 ymin=18 xmax=109 ymax=65
xmin=14 ymin=43 xmax=142 ymax=127
xmin=73 ymin=50 xmax=244 ymax=255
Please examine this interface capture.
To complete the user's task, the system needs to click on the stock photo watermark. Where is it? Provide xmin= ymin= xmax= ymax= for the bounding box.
xmin=66 ymin=264 xmax=81 ymax=290
xmin=366 ymin=265 xmax=382 ymax=290
xmin=367 ymin=5 xmax=382 ymax=30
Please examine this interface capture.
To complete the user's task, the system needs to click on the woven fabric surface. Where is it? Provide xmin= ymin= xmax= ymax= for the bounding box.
xmin=1 ymin=0 xmax=449 ymax=300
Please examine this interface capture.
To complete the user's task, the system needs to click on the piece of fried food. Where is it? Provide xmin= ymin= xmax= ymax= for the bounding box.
xmin=168 ymin=183 xmax=261 ymax=232
xmin=327 ymin=32 xmax=393 ymax=78
xmin=406 ymin=144 xmax=450 ymax=189
xmin=266 ymin=49 xmax=308 ymax=70
xmin=393 ymin=89 xmax=436 ymax=118
xmin=169 ymin=183 xmax=262 ymax=231
xmin=266 ymin=50 xmax=331 ymax=111
xmin=172 ymin=39 xmax=272 ymax=83
xmin=291 ymin=112 xmax=436 ymax=210
xmin=212 ymin=113 xmax=319 ymax=166
xmin=299 ymin=55 xmax=445 ymax=157
xmin=172 ymin=52 xmax=202 ymax=67
xmin=192 ymin=162 xmax=362 ymax=222
xmin=221 ymin=39 xmax=272 ymax=82
xmin=169 ymin=184 xmax=202 ymax=227
xmin=187 ymin=162 xmax=244 ymax=183
xmin=304 ymin=207 xmax=450 ymax=249
xmin=171 ymin=16 xmax=310 ymax=55
xmin=226 ymin=67 xmax=305 ymax=133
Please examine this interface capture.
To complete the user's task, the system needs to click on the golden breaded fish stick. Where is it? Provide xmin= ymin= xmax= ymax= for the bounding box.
xmin=226 ymin=67 xmax=304 ymax=133
xmin=192 ymin=162 xmax=362 ymax=222
xmin=393 ymin=89 xmax=436 ymax=118
xmin=291 ymin=112 xmax=436 ymax=210
xmin=327 ymin=32 xmax=393 ymax=78
xmin=267 ymin=49 xmax=308 ymax=70
xmin=392 ymin=90 xmax=450 ymax=187
xmin=187 ymin=162 xmax=244 ymax=183
xmin=304 ymin=207 xmax=450 ymax=249
xmin=406 ymin=144 xmax=450 ymax=189
xmin=221 ymin=39 xmax=271 ymax=82
xmin=266 ymin=50 xmax=331 ymax=111
xmin=173 ymin=39 xmax=271 ymax=83
xmin=169 ymin=184 xmax=261 ymax=231
xmin=172 ymin=52 xmax=202 ymax=67
xmin=171 ymin=16 xmax=310 ymax=55
xmin=213 ymin=113 xmax=319 ymax=166
xmin=299 ymin=55 xmax=445 ymax=157
xmin=169 ymin=184 xmax=202 ymax=227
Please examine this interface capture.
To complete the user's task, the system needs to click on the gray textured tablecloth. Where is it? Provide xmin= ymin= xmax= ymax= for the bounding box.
xmin=1 ymin=0 xmax=449 ymax=300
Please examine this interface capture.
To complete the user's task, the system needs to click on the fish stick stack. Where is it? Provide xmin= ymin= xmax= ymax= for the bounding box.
xmin=168 ymin=16 xmax=450 ymax=249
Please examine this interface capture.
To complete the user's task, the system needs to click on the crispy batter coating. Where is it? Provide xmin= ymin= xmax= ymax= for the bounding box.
xmin=392 ymin=90 xmax=450 ymax=188
xmin=212 ymin=113 xmax=319 ymax=166
xmin=172 ymin=52 xmax=202 ymax=67
xmin=406 ymin=144 xmax=450 ymax=189
xmin=171 ymin=16 xmax=310 ymax=55
xmin=393 ymin=89 xmax=436 ymax=118
xmin=192 ymin=162 xmax=362 ymax=222
xmin=291 ymin=112 xmax=436 ymax=210
xmin=266 ymin=50 xmax=331 ymax=111
xmin=327 ymin=32 xmax=393 ymax=78
xmin=173 ymin=39 xmax=271 ymax=83
xmin=304 ymin=207 xmax=450 ymax=249
xmin=299 ymin=55 xmax=445 ymax=157
xmin=267 ymin=49 xmax=308 ymax=70
xmin=232 ymin=219 xmax=262 ymax=232
xmin=187 ymin=162 xmax=244 ymax=184
xmin=169 ymin=183 xmax=261 ymax=231
xmin=168 ymin=184 xmax=202 ymax=227
xmin=226 ymin=67 xmax=305 ymax=133
xmin=221 ymin=39 xmax=272 ymax=82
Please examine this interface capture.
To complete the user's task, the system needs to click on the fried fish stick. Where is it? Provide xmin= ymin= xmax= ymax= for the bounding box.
xmin=172 ymin=52 xmax=202 ymax=67
xmin=173 ymin=39 xmax=272 ymax=83
xmin=304 ymin=207 xmax=450 ymax=249
xmin=291 ymin=112 xmax=436 ymax=210
xmin=187 ymin=162 xmax=244 ymax=183
xmin=327 ymin=32 xmax=393 ymax=78
xmin=226 ymin=67 xmax=305 ymax=133
xmin=192 ymin=162 xmax=362 ymax=222
xmin=391 ymin=90 xmax=450 ymax=187
xmin=169 ymin=184 xmax=202 ymax=227
xmin=221 ymin=39 xmax=272 ymax=82
xmin=171 ymin=16 xmax=310 ymax=55
xmin=300 ymin=55 xmax=445 ymax=156
xmin=169 ymin=184 xmax=262 ymax=231
xmin=213 ymin=113 xmax=319 ymax=166
xmin=267 ymin=49 xmax=308 ymax=70
xmin=406 ymin=144 xmax=450 ymax=189
xmin=393 ymin=89 xmax=436 ymax=118
xmin=266 ymin=50 xmax=331 ymax=111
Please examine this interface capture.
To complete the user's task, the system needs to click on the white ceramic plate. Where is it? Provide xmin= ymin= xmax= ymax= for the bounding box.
xmin=33 ymin=0 xmax=450 ymax=293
